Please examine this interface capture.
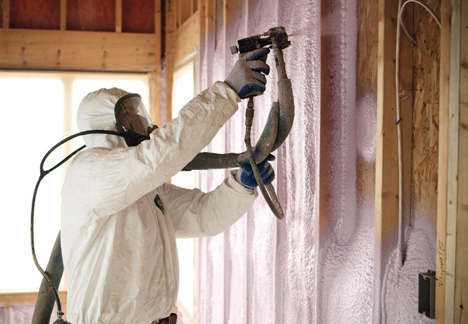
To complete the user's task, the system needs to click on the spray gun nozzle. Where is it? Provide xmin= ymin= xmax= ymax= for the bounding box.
xmin=231 ymin=26 xmax=291 ymax=57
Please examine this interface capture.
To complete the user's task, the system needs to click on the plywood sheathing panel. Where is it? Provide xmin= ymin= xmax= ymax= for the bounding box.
xmin=411 ymin=0 xmax=440 ymax=229
xmin=0 ymin=29 xmax=156 ymax=71
xmin=10 ymin=0 xmax=60 ymax=30
xmin=67 ymin=0 xmax=115 ymax=32
xmin=122 ymin=0 xmax=155 ymax=33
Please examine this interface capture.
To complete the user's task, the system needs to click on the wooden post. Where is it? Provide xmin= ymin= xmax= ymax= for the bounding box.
xmin=436 ymin=0 xmax=451 ymax=322
xmin=2 ymin=0 xmax=9 ymax=29
xmin=150 ymin=0 xmax=163 ymax=127
xmin=60 ymin=0 xmax=67 ymax=31
xmin=205 ymin=0 xmax=214 ymax=51
xmin=376 ymin=0 xmax=400 ymax=258
xmin=444 ymin=0 xmax=468 ymax=322
xmin=116 ymin=0 xmax=122 ymax=33
xmin=454 ymin=3 xmax=468 ymax=322
xmin=177 ymin=0 xmax=181 ymax=28
xmin=445 ymin=0 xmax=460 ymax=321
xmin=374 ymin=0 xmax=413 ymax=322
xmin=165 ymin=0 xmax=175 ymax=122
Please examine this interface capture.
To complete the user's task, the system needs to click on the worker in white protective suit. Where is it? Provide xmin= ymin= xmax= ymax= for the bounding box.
xmin=61 ymin=47 xmax=275 ymax=324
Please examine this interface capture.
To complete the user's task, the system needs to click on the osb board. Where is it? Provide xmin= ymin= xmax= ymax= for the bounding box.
xmin=411 ymin=0 xmax=440 ymax=227
xmin=67 ymin=0 xmax=115 ymax=32
xmin=122 ymin=0 xmax=155 ymax=33
xmin=356 ymin=0 xmax=378 ymax=203
xmin=9 ymin=0 xmax=60 ymax=30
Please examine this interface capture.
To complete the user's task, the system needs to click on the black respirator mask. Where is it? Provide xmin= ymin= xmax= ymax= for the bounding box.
xmin=114 ymin=93 xmax=158 ymax=147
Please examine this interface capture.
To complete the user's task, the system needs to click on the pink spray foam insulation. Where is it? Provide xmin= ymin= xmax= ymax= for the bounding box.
xmin=195 ymin=0 xmax=437 ymax=323
xmin=356 ymin=93 xmax=377 ymax=163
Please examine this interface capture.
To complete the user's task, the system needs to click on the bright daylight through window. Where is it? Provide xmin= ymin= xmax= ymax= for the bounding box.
xmin=0 ymin=72 xmax=148 ymax=292
xmin=171 ymin=58 xmax=197 ymax=321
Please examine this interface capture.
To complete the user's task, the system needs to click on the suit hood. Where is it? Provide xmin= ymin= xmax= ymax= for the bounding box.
xmin=77 ymin=88 xmax=129 ymax=149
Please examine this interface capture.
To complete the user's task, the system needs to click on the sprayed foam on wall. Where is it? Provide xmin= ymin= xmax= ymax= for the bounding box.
xmin=197 ymin=0 xmax=437 ymax=323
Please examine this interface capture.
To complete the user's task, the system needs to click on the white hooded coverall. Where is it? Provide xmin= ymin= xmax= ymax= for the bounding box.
xmin=61 ymin=82 xmax=258 ymax=324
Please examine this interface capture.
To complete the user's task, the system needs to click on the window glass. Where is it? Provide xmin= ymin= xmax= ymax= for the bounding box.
xmin=0 ymin=72 xmax=149 ymax=292
xmin=172 ymin=60 xmax=197 ymax=319
xmin=0 ymin=75 xmax=64 ymax=290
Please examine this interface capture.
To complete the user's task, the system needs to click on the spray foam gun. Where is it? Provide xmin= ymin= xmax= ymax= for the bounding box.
xmin=181 ymin=26 xmax=294 ymax=219
xmin=232 ymin=27 xmax=293 ymax=219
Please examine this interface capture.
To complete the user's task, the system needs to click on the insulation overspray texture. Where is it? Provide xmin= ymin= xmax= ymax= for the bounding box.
xmin=316 ymin=0 xmax=376 ymax=323
xmin=199 ymin=0 xmax=321 ymax=322
xmin=356 ymin=93 xmax=377 ymax=163
xmin=197 ymin=1 xmax=436 ymax=324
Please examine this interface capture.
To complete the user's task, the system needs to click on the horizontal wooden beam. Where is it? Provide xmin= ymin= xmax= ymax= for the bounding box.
xmin=0 ymin=29 xmax=157 ymax=72
xmin=0 ymin=291 xmax=67 ymax=308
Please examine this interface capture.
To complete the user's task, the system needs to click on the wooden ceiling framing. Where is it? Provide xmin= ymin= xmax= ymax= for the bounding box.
xmin=0 ymin=0 xmax=160 ymax=72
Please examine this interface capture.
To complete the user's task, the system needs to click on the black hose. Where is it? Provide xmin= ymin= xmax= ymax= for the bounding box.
xmin=31 ymin=233 xmax=64 ymax=324
xmin=244 ymin=98 xmax=284 ymax=219
xmin=31 ymin=130 xmax=126 ymax=323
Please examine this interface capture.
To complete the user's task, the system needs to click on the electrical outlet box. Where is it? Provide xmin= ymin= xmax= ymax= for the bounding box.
xmin=418 ymin=270 xmax=436 ymax=319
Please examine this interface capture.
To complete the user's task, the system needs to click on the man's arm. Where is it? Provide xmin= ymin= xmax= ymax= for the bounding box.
xmin=75 ymin=48 xmax=271 ymax=220
xmin=162 ymin=171 xmax=258 ymax=238
xmin=79 ymin=82 xmax=240 ymax=219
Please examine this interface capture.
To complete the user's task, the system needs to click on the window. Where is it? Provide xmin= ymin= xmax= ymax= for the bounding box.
xmin=171 ymin=56 xmax=198 ymax=322
xmin=0 ymin=71 xmax=149 ymax=292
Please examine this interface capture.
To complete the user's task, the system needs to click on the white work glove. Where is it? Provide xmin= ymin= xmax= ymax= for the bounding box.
xmin=224 ymin=48 xmax=270 ymax=98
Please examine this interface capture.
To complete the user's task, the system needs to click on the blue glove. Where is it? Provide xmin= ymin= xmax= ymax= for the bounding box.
xmin=235 ymin=155 xmax=275 ymax=189
xmin=224 ymin=48 xmax=270 ymax=98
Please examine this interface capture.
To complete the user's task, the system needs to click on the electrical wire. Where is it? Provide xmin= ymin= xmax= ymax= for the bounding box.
xmin=244 ymin=97 xmax=284 ymax=220
xmin=399 ymin=0 xmax=441 ymax=46
xmin=396 ymin=0 xmax=404 ymax=266
xmin=395 ymin=0 xmax=440 ymax=265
